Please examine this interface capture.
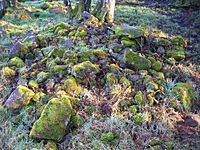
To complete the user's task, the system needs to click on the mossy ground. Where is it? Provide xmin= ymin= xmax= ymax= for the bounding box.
xmin=0 ymin=0 xmax=200 ymax=149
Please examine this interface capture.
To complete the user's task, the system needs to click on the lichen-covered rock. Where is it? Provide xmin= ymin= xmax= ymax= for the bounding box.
xmin=30 ymin=97 xmax=75 ymax=142
xmin=124 ymin=51 xmax=151 ymax=70
xmin=72 ymin=61 xmax=99 ymax=79
xmin=4 ymin=85 xmax=35 ymax=109
xmin=115 ymin=25 xmax=144 ymax=39
xmin=10 ymin=57 xmax=25 ymax=68
xmin=2 ymin=67 xmax=16 ymax=78
xmin=152 ymin=61 xmax=162 ymax=71
xmin=166 ymin=49 xmax=185 ymax=61
xmin=172 ymin=83 xmax=196 ymax=110
xmin=36 ymin=71 xmax=50 ymax=83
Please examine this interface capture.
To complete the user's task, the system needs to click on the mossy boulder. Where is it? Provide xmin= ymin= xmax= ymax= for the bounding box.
xmin=10 ymin=57 xmax=25 ymax=68
xmin=166 ymin=50 xmax=185 ymax=61
xmin=2 ymin=67 xmax=16 ymax=78
xmin=115 ymin=25 xmax=144 ymax=39
xmin=30 ymin=97 xmax=76 ymax=142
xmin=5 ymin=85 xmax=35 ymax=109
xmin=172 ymin=83 xmax=196 ymax=110
xmin=124 ymin=51 xmax=151 ymax=70
xmin=36 ymin=71 xmax=50 ymax=83
xmin=152 ymin=61 xmax=162 ymax=71
xmin=72 ymin=61 xmax=99 ymax=79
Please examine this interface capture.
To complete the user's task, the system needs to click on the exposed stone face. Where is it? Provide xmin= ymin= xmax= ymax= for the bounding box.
xmin=30 ymin=97 xmax=75 ymax=142
xmin=4 ymin=85 xmax=35 ymax=109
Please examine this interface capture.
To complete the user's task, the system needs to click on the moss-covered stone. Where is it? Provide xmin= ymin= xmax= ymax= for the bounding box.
xmin=115 ymin=25 xmax=144 ymax=39
xmin=62 ymin=77 xmax=82 ymax=96
xmin=52 ymin=65 xmax=67 ymax=76
xmin=72 ymin=61 xmax=99 ymax=79
xmin=93 ymin=49 xmax=106 ymax=59
xmin=121 ymin=38 xmax=137 ymax=47
xmin=124 ymin=51 xmax=151 ymax=70
xmin=171 ymin=36 xmax=187 ymax=47
xmin=77 ymin=51 xmax=94 ymax=62
xmin=5 ymin=85 xmax=35 ymax=109
xmin=129 ymin=105 xmax=137 ymax=115
xmin=166 ymin=49 xmax=185 ymax=61
xmin=134 ymin=91 xmax=144 ymax=106
xmin=119 ymin=77 xmax=131 ymax=87
xmin=101 ymin=132 xmax=118 ymax=144
xmin=28 ymin=80 xmax=39 ymax=89
xmin=70 ymin=114 xmax=85 ymax=128
xmin=32 ymin=92 xmax=46 ymax=102
xmin=172 ymin=83 xmax=196 ymax=110
xmin=36 ymin=34 xmax=48 ymax=47
xmin=36 ymin=71 xmax=50 ymax=83
xmin=152 ymin=61 xmax=162 ymax=71
xmin=109 ymin=64 xmax=121 ymax=73
xmin=105 ymin=73 xmax=118 ymax=86
xmin=2 ymin=67 xmax=16 ymax=78
xmin=132 ymin=113 xmax=144 ymax=125
xmin=10 ymin=57 xmax=25 ymax=68
xmin=30 ymin=97 xmax=75 ymax=142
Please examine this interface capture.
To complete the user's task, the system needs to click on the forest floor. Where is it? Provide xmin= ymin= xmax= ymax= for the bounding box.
xmin=0 ymin=0 xmax=200 ymax=150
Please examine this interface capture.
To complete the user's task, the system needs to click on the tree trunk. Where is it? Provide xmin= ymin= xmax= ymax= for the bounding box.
xmin=93 ymin=0 xmax=115 ymax=23
xmin=70 ymin=0 xmax=91 ymax=18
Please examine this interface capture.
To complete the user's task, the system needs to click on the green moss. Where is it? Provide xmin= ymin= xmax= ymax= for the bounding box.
xmin=2 ymin=67 xmax=16 ymax=78
xmin=52 ymin=65 xmax=67 ymax=76
xmin=168 ymin=57 xmax=176 ymax=65
xmin=134 ymin=91 xmax=144 ymax=106
xmin=152 ymin=61 xmax=162 ymax=71
xmin=44 ymin=141 xmax=58 ymax=150
xmin=10 ymin=57 xmax=25 ymax=68
xmin=36 ymin=71 xmax=50 ymax=83
xmin=172 ymin=83 xmax=196 ymax=110
xmin=146 ymin=82 xmax=159 ymax=93
xmin=157 ymin=39 xmax=171 ymax=47
xmin=30 ymin=97 xmax=74 ymax=142
xmin=129 ymin=105 xmax=137 ymax=115
xmin=71 ymin=61 xmax=99 ymax=79
xmin=32 ymin=92 xmax=46 ymax=102
xmin=28 ymin=80 xmax=39 ymax=89
xmin=101 ymin=132 xmax=118 ymax=144
xmin=124 ymin=51 xmax=151 ymax=70
xmin=105 ymin=73 xmax=118 ymax=86
xmin=166 ymin=49 xmax=185 ymax=61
